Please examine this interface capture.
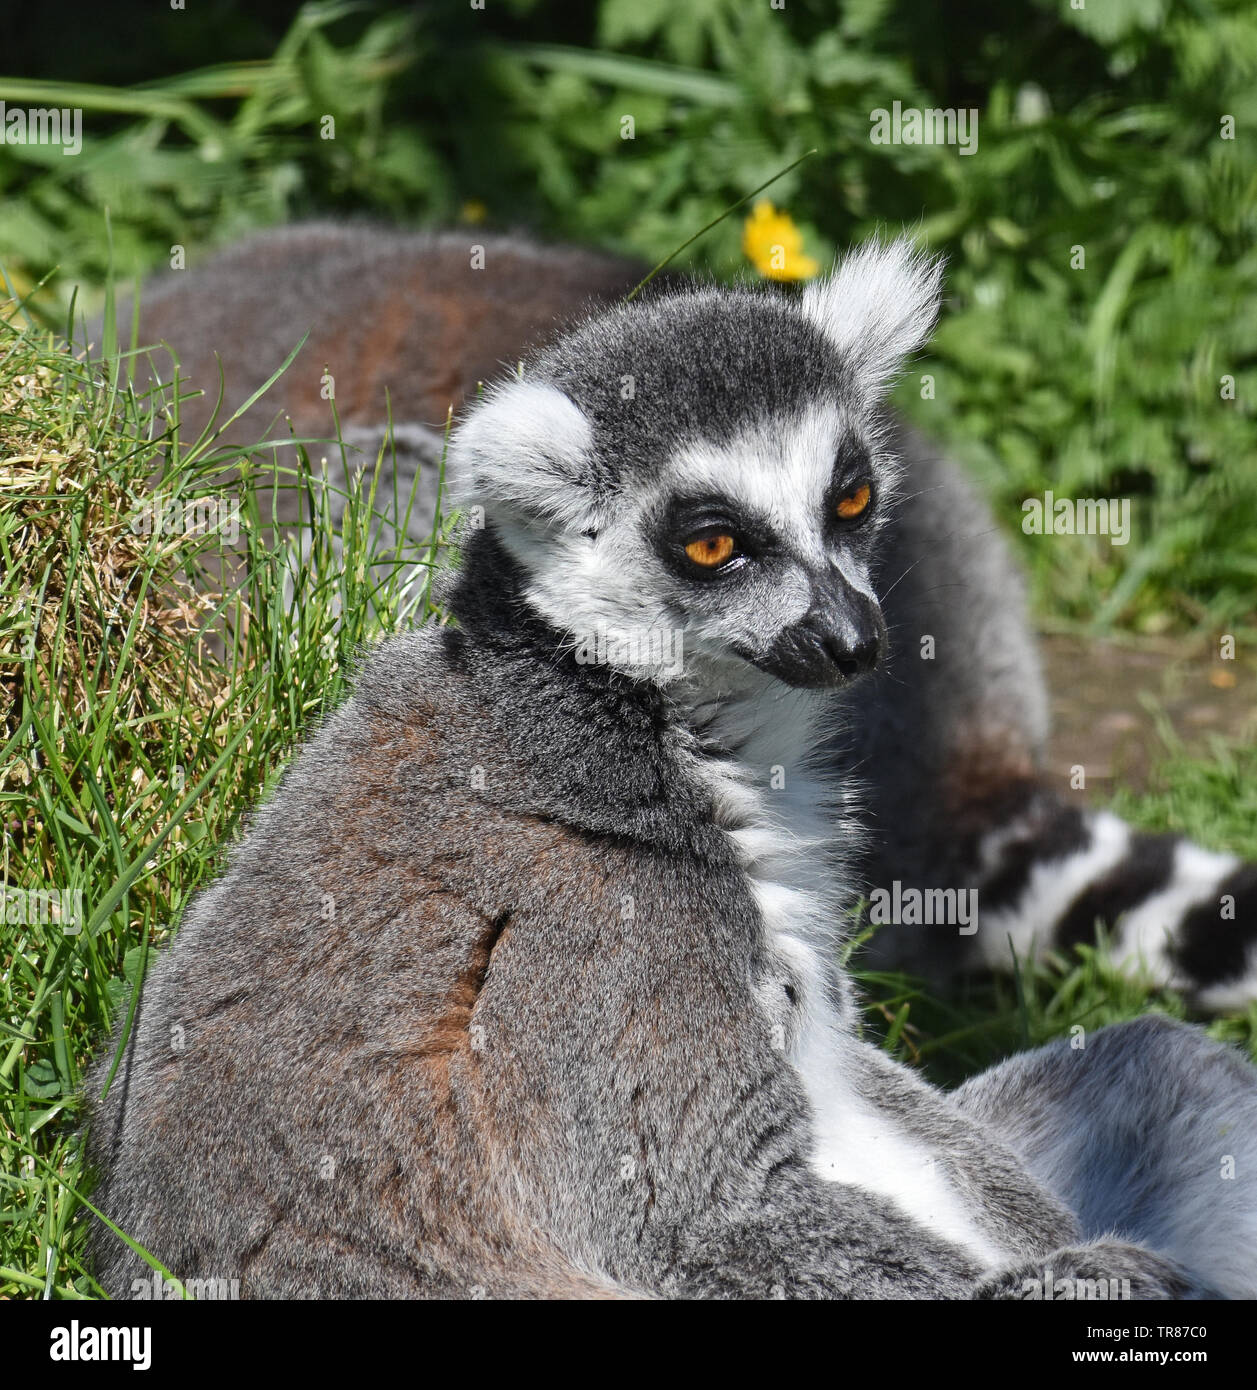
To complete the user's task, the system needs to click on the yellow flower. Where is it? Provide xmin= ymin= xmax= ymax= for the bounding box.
xmin=460 ymin=199 xmax=488 ymax=225
xmin=742 ymin=201 xmax=820 ymax=281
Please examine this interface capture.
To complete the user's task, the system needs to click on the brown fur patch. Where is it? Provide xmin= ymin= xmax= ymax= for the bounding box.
xmin=938 ymin=724 xmax=1040 ymax=835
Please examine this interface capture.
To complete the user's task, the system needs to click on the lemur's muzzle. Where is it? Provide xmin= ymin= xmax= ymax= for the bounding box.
xmin=756 ymin=577 xmax=886 ymax=689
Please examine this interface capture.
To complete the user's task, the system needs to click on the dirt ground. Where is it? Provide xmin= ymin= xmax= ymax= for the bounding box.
xmin=1041 ymin=632 xmax=1257 ymax=794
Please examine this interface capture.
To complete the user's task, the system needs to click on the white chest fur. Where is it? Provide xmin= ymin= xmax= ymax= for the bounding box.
xmin=687 ymin=686 xmax=1006 ymax=1270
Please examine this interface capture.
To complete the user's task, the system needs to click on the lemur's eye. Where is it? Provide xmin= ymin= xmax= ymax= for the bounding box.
xmin=836 ymin=483 xmax=872 ymax=521
xmin=684 ymin=532 xmax=736 ymax=568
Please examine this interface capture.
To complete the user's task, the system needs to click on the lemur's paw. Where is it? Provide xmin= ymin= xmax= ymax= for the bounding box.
xmin=973 ymin=1240 xmax=1214 ymax=1301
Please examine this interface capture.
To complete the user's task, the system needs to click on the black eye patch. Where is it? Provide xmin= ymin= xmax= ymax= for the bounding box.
xmin=650 ymin=492 xmax=774 ymax=579
xmin=830 ymin=441 xmax=874 ymax=492
xmin=824 ymin=443 xmax=879 ymax=531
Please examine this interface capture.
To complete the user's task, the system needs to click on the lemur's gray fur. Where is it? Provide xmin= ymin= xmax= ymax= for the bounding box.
xmin=89 ymin=234 xmax=1257 ymax=1299
xmin=126 ymin=222 xmax=1257 ymax=1009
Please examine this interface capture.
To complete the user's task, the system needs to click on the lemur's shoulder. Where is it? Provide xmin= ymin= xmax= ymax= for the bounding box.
xmin=349 ymin=571 xmax=724 ymax=851
xmin=219 ymin=571 xmax=727 ymax=919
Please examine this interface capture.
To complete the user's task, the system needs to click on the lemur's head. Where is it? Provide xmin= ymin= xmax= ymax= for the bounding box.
xmin=451 ymin=237 xmax=942 ymax=691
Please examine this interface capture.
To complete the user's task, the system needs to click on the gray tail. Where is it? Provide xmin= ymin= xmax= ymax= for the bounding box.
xmin=955 ymin=1015 xmax=1257 ymax=1299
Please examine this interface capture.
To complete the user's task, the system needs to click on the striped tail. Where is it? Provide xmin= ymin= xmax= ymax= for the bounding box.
xmin=972 ymin=789 xmax=1257 ymax=1012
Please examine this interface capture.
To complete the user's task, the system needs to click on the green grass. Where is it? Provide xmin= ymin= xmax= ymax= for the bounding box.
xmin=1109 ymin=726 xmax=1257 ymax=858
xmin=0 ymin=292 xmax=445 ymax=1297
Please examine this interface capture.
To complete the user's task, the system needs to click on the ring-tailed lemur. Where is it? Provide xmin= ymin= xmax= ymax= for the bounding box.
xmin=90 ymin=238 xmax=1257 ymax=1299
xmin=128 ymin=222 xmax=1257 ymax=1009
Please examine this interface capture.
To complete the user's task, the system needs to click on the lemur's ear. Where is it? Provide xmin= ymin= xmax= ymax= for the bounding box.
xmin=450 ymin=378 xmax=598 ymax=530
xmin=801 ymin=237 xmax=944 ymax=394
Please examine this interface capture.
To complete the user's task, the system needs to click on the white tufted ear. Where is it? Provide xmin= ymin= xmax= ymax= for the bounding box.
xmin=449 ymin=378 xmax=598 ymax=531
xmin=801 ymin=238 xmax=944 ymax=394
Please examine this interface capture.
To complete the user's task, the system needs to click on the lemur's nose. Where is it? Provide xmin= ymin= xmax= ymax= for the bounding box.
xmin=754 ymin=576 xmax=886 ymax=689
xmin=824 ymin=630 xmax=881 ymax=679
xmin=804 ymin=580 xmax=886 ymax=682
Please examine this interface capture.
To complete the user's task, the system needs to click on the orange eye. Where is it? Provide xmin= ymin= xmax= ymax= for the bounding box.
xmin=836 ymin=483 xmax=871 ymax=520
xmin=684 ymin=533 xmax=736 ymax=568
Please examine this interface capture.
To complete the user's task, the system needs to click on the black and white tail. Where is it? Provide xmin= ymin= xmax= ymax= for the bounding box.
xmin=969 ymin=787 xmax=1257 ymax=1011
xmin=840 ymin=429 xmax=1257 ymax=1015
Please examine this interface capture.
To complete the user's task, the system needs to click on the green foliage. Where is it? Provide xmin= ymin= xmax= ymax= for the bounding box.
xmin=0 ymin=294 xmax=443 ymax=1295
xmin=2 ymin=0 xmax=1253 ymax=633
xmin=0 ymin=5 xmax=435 ymax=295
xmin=1107 ymin=724 xmax=1257 ymax=857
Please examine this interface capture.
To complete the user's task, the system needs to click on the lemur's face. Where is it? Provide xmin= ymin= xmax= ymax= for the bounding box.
xmin=453 ymin=239 xmax=942 ymax=692
xmin=635 ymin=401 xmax=885 ymax=689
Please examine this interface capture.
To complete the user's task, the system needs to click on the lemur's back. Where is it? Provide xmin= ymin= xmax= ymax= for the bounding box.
xmin=88 ymin=537 xmax=1050 ymax=1299
xmin=90 ymin=605 xmax=734 ymax=1298
xmin=135 ymin=221 xmax=646 ymax=443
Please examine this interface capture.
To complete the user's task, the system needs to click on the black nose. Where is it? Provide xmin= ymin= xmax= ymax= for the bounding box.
xmin=800 ymin=575 xmax=885 ymax=680
xmin=822 ymin=629 xmax=882 ymax=680
xmin=753 ymin=581 xmax=886 ymax=689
